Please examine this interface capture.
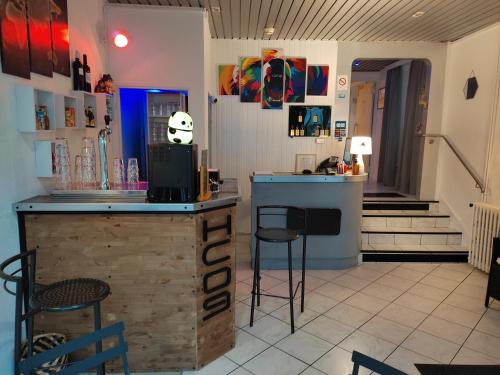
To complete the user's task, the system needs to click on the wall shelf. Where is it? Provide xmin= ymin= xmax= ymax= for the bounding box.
xmin=15 ymin=85 xmax=56 ymax=132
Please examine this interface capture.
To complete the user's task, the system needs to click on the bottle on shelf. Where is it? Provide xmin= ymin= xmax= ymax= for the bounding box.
xmin=313 ymin=114 xmax=319 ymax=137
xmin=83 ymin=54 xmax=91 ymax=93
xmin=289 ymin=121 xmax=295 ymax=137
xmin=72 ymin=51 xmax=84 ymax=91
xmin=85 ymin=106 xmax=96 ymax=128
xmin=298 ymin=113 xmax=304 ymax=136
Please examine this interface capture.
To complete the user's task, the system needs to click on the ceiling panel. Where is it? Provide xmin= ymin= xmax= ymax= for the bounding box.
xmin=107 ymin=0 xmax=500 ymax=42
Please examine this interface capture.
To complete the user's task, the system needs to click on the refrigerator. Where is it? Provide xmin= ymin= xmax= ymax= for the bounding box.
xmin=147 ymin=91 xmax=188 ymax=145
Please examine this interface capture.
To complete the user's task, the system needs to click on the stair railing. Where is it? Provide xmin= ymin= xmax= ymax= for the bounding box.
xmin=417 ymin=133 xmax=486 ymax=193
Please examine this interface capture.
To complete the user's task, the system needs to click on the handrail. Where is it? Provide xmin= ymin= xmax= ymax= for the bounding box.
xmin=418 ymin=133 xmax=485 ymax=193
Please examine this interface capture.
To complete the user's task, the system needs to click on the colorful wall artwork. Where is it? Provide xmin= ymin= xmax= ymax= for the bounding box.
xmin=218 ymin=64 xmax=240 ymax=95
xmin=288 ymin=105 xmax=332 ymax=137
xmin=285 ymin=57 xmax=306 ymax=103
xmin=28 ymin=0 xmax=53 ymax=77
xmin=262 ymin=48 xmax=284 ymax=109
xmin=240 ymin=57 xmax=261 ymax=102
xmin=307 ymin=65 xmax=329 ymax=96
xmin=50 ymin=0 xmax=70 ymax=77
xmin=1 ymin=0 xmax=31 ymax=79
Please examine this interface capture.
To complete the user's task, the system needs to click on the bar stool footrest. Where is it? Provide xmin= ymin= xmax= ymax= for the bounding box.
xmin=252 ymin=281 xmax=302 ymax=300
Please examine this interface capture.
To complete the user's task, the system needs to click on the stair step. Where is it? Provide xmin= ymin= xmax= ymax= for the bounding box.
xmin=362 ymin=216 xmax=450 ymax=228
xmin=361 ymin=244 xmax=466 ymax=252
xmin=363 ymin=210 xmax=449 ymax=217
xmin=363 ymin=201 xmax=438 ymax=211
xmin=361 ymin=251 xmax=468 ymax=263
xmin=361 ymin=227 xmax=462 ymax=246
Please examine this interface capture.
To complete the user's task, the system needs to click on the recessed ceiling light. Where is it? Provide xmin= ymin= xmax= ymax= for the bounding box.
xmin=211 ymin=6 xmax=220 ymax=13
xmin=264 ymin=27 xmax=275 ymax=36
xmin=412 ymin=11 xmax=425 ymax=18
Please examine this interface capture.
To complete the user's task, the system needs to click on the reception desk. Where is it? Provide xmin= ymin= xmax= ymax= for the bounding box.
xmin=250 ymin=173 xmax=367 ymax=269
xmin=14 ymin=194 xmax=239 ymax=372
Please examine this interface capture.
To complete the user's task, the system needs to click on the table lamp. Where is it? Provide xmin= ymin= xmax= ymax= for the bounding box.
xmin=350 ymin=136 xmax=372 ymax=175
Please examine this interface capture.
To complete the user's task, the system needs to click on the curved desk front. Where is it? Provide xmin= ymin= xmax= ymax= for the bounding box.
xmin=250 ymin=173 xmax=367 ymax=269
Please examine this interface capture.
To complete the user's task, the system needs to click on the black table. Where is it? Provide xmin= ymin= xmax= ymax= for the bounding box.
xmin=415 ymin=364 xmax=500 ymax=375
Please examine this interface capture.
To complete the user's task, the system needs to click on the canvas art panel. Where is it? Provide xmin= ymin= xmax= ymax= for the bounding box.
xmin=289 ymin=105 xmax=332 ymax=137
xmin=218 ymin=64 xmax=239 ymax=95
xmin=50 ymin=0 xmax=70 ymax=76
xmin=307 ymin=65 xmax=329 ymax=96
xmin=1 ymin=0 xmax=31 ymax=79
xmin=285 ymin=57 xmax=306 ymax=103
xmin=240 ymin=57 xmax=261 ymax=102
xmin=28 ymin=0 xmax=53 ymax=77
xmin=262 ymin=48 xmax=284 ymax=109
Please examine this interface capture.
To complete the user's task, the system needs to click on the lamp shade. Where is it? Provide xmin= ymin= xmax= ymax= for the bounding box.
xmin=350 ymin=136 xmax=372 ymax=155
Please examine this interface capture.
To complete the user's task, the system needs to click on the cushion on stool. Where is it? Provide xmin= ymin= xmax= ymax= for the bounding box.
xmin=255 ymin=228 xmax=300 ymax=243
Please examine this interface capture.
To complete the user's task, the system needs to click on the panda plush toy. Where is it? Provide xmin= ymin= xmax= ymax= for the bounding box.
xmin=167 ymin=111 xmax=193 ymax=145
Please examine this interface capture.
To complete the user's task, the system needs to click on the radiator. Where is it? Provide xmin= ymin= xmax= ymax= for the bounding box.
xmin=470 ymin=202 xmax=500 ymax=272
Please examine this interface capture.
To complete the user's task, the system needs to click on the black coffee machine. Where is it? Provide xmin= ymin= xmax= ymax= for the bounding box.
xmin=147 ymin=143 xmax=198 ymax=202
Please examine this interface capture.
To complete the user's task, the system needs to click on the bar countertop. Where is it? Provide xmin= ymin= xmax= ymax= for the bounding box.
xmin=14 ymin=193 xmax=240 ymax=213
xmin=250 ymin=172 xmax=368 ymax=183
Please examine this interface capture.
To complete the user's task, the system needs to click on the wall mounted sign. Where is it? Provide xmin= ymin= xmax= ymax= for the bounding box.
xmin=1 ymin=0 xmax=31 ymax=79
xmin=289 ymin=105 xmax=332 ymax=137
xmin=240 ymin=57 xmax=261 ymax=102
xmin=336 ymin=74 xmax=349 ymax=91
xmin=307 ymin=65 xmax=329 ymax=96
xmin=464 ymin=72 xmax=478 ymax=99
xmin=51 ymin=0 xmax=71 ymax=77
xmin=334 ymin=120 xmax=347 ymax=140
xmin=262 ymin=48 xmax=284 ymax=109
xmin=284 ymin=57 xmax=306 ymax=103
xmin=28 ymin=0 xmax=53 ymax=77
xmin=218 ymin=64 xmax=239 ymax=95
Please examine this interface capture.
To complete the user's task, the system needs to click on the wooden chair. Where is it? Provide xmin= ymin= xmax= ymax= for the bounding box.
xmin=18 ymin=321 xmax=130 ymax=375
xmin=351 ymin=351 xmax=408 ymax=375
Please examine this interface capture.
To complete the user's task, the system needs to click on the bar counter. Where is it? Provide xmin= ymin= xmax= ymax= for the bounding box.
xmin=251 ymin=173 xmax=367 ymax=269
xmin=14 ymin=194 xmax=239 ymax=372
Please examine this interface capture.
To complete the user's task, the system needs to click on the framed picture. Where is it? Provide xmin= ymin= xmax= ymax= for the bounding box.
xmin=288 ymin=105 xmax=332 ymax=137
xmin=377 ymin=87 xmax=385 ymax=109
xmin=295 ymin=154 xmax=317 ymax=173
xmin=51 ymin=0 xmax=71 ymax=77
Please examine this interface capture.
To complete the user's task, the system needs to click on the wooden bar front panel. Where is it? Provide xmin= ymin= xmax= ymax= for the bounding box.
xmin=24 ymin=208 xmax=236 ymax=372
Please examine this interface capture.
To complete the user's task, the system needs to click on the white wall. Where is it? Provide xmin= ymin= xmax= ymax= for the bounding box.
xmin=0 ymin=1 xmax=107 ymax=372
xmin=336 ymin=42 xmax=448 ymax=199
xmin=437 ymin=23 xmax=500 ymax=243
xmin=210 ymin=39 xmax=339 ymax=232
xmin=105 ymin=4 xmax=210 ymax=152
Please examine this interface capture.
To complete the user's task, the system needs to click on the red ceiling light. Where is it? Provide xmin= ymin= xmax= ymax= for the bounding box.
xmin=113 ymin=32 xmax=129 ymax=48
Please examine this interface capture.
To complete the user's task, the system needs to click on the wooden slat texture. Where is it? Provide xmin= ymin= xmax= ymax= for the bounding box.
xmin=107 ymin=0 xmax=500 ymax=42
xmin=25 ymin=209 xmax=236 ymax=372
xmin=270 ymin=0 xmax=294 ymax=40
xmin=247 ymin=0 xmax=263 ymax=39
xmin=261 ymin=0 xmax=284 ymax=39
xmin=195 ymin=208 xmax=236 ymax=366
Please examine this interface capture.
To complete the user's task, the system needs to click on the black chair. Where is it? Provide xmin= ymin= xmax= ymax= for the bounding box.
xmin=351 ymin=351 xmax=408 ymax=375
xmin=19 ymin=321 xmax=130 ymax=375
xmin=0 ymin=249 xmax=111 ymax=375
xmin=250 ymin=205 xmax=307 ymax=333
xmin=485 ymin=237 xmax=500 ymax=307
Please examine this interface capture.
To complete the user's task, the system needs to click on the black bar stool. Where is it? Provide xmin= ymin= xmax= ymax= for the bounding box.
xmin=250 ymin=205 xmax=307 ymax=333
xmin=0 ymin=249 xmax=110 ymax=375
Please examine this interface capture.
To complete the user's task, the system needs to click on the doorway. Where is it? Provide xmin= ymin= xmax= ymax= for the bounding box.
xmin=349 ymin=59 xmax=431 ymax=197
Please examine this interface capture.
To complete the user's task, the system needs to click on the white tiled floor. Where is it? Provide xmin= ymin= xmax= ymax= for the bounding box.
xmin=164 ymin=260 xmax=500 ymax=375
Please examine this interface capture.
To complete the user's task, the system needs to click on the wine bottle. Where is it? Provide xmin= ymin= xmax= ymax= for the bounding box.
xmin=289 ymin=124 xmax=295 ymax=137
xmin=313 ymin=114 xmax=319 ymax=136
xmin=299 ymin=114 xmax=304 ymax=136
xmin=83 ymin=54 xmax=91 ymax=92
xmin=72 ymin=51 xmax=84 ymax=91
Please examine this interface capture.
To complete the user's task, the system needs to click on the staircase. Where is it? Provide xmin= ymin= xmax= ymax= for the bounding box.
xmin=361 ymin=197 xmax=468 ymax=262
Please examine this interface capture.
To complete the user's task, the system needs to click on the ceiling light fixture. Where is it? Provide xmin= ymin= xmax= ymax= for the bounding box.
xmin=264 ymin=27 xmax=275 ymax=36
xmin=412 ymin=11 xmax=426 ymax=18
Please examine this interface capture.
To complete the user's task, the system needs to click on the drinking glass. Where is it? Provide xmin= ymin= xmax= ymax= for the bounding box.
xmin=127 ymin=158 xmax=139 ymax=186
xmin=55 ymin=142 xmax=71 ymax=189
xmin=113 ymin=158 xmax=125 ymax=189
xmin=81 ymin=137 xmax=96 ymax=189
xmin=74 ymin=155 xmax=83 ymax=189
